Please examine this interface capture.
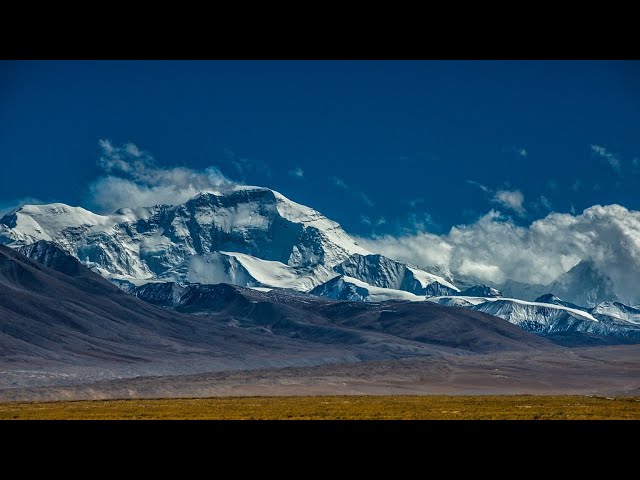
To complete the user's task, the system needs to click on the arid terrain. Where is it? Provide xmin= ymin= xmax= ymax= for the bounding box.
xmin=1 ymin=244 xmax=639 ymax=408
xmin=1 ymin=344 xmax=638 ymax=402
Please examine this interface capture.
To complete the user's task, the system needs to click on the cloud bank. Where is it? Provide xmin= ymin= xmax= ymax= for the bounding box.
xmin=90 ymin=140 xmax=234 ymax=212
xmin=357 ymin=204 xmax=640 ymax=303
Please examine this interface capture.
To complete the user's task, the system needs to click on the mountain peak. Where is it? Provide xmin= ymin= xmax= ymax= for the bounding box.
xmin=460 ymin=284 xmax=502 ymax=297
xmin=0 ymin=187 xmax=370 ymax=284
xmin=333 ymin=253 xmax=459 ymax=296
xmin=533 ymin=293 xmax=586 ymax=311
xmin=547 ymin=258 xmax=619 ymax=307
xmin=535 ymin=293 xmax=562 ymax=304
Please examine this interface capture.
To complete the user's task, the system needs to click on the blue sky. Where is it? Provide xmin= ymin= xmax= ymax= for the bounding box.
xmin=1 ymin=60 xmax=639 ymax=237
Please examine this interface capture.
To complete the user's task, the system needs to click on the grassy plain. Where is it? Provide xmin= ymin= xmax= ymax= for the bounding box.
xmin=1 ymin=395 xmax=639 ymax=420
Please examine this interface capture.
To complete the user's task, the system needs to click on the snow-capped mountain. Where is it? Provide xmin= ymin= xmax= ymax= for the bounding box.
xmin=14 ymin=235 xmax=640 ymax=342
xmin=0 ymin=187 xmax=452 ymax=297
xmin=590 ymin=302 xmax=640 ymax=325
xmin=461 ymin=259 xmax=626 ymax=307
xmin=2 ymin=184 xmax=637 ymax=343
xmin=0 ymin=187 xmax=367 ymax=281
xmin=308 ymin=274 xmax=640 ymax=339
xmin=309 ymin=275 xmax=427 ymax=302
xmin=333 ymin=253 xmax=459 ymax=296
xmin=469 ymin=298 xmax=599 ymax=333
xmin=546 ymin=259 xmax=620 ymax=307
xmin=533 ymin=294 xmax=640 ymax=326
xmin=427 ymin=295 xmax=640 ymax=340
xmin=533 ymin=293 xmax=587 ymax=312
xmin=185 ymin=251 xmax=337 ymax=291
xmin=429 ymin=296 xmax=476 ymax=308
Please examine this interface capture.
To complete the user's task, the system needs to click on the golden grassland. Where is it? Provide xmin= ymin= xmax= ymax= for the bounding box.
xmin=1 ymin=395 xmax=640 ymax=419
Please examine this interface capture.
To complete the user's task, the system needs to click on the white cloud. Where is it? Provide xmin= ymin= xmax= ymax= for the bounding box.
xmin=492 ymin=189 xmax=525 ymax=215
xmin=518 ymin=148 xmax=528 ymax=157
xmin=358 ymin=204 xmax=640 ymax=304
xmin=468 ymin=181 xmax=526 ymax=216
xmin=633 ymin=157 xmax=639 ymax=175
xmin=571 ymin=179 xmax=582 ymax=192
xmin=289 ymin=166 xmax=304 ymax=179
xmin=90 ymin=140 xmax=234 ymax=212
xmin=376 ymin=217 xmax=387 ymax=226
xmin=360 ymin=215 xmax=371 ymax=225
xmin=591 ymin=144 xmax=621 ymax=174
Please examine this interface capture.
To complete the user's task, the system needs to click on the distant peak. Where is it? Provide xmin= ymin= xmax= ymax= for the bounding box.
xmin=569 ymin=258 xmax=600 ymax=273
xmin=231 ymin=185 xmax=273 ymax=194
xmin=19 ymin=203 xmax=84 ymax=213
xmin=535 ymin=293 xmax=561 ymax=303
xmin=460 ymin=284 xmax=502 ymax=297
xmin=186 ymin=187 xmax=276 ymax=204
xmin=189 ymin=190 xmax=224 ymax=200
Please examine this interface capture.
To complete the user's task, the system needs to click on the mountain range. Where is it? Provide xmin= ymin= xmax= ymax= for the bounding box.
xmin=1 ymin=186 xmax=639 ymax=344
xmin=0 ymin=241 xmax=556 ymax=390
xmin=0 ymin=187 xmax=458 ymax=295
